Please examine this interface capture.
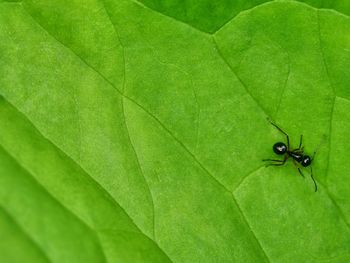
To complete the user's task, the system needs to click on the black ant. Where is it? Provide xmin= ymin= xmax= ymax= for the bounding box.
xmin=263 ymin=121 xmax=318 ymax=192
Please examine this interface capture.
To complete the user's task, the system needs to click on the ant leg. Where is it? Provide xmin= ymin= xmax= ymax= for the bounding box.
xmin=292 ymin=159 xmax=305 ymax=178
xmin=270 ymin=122 xmax=290 ymax=149
xmin=312 ymin=150 xmax=317 ymax=160
xmin=265 ymin=162 xmax=286 ymax=167
xmin=297 ymin=168 xmax=305 ymax=178
xmin=262 ymin=159 xmax=284 ymax=162
xmin=291 ymin=148 xmax=304 ymax=154
xmin=310 ymin=166 xmax=317 ymax=192
xmin=298 ymin=135 xmax=303 ymax=149
xmin=264 ymin=156 xmax=287 ymax=167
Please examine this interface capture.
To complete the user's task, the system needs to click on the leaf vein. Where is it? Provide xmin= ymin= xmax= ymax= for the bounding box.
xmin=101 ymin=0 xmax=159 ymax=247
xmin=234 ymin=165 xmax=265 ymax=192
xmin=0 ymin=205 xmax=52 ymax=263
xmin=212 ymin=36 xmax=270 ymax=118
xmin=122 ymin=97 xmax=156 ymax=240
xmin=317 ymin=181 xmax=350 ymax=232
xmin=0 ymin=143 xmax=108 ymax=263
xmin=72 ymin=85 xmax=82 ymax=162
xmin=131 ymin=0 xmax=210 ymax=36
xmin=317 ymin=9 xmax=336 ymax=185
xmin=231 ymin=193 xmax=271 ymax=263
xmin=273 ymin=39 xmax=291 ymax=118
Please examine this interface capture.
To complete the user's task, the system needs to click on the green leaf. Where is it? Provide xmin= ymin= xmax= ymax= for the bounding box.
xmin=138 ymin=0 xmax=350 ymax=33
xmin=1 ymin=0 xmax=350 ymax=262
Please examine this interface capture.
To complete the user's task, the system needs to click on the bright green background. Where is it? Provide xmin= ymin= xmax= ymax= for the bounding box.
xmin=1 ymin=0 xmax=350 ymax=262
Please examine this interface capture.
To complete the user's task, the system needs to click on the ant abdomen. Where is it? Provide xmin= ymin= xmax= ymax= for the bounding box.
xmin=301 ymin=156 xmax=311 ymax=167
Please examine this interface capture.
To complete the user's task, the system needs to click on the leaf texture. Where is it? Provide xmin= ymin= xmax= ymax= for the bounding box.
xmin=1 ymin=0 xmax=350 ymax=262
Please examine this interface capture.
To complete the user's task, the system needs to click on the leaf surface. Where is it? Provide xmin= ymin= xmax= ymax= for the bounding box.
xmin=1 ymin=0 xmax=350 ymax=262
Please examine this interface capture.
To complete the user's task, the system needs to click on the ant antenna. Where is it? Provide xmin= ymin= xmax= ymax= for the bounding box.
xmin=309 ymin=135 xmax=325 ymax=192
xmin=310 ymin=167 xmax=317 ymax=192
xmin=266 ymin=118 xmax=290 ymax=149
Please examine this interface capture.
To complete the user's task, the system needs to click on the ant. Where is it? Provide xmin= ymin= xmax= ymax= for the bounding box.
xmin=263 ymin=121 xmax=318 ymax=192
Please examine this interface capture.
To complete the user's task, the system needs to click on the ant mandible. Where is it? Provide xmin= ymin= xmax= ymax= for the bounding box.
xmin=263 ymin=121 xmax=318 ymax=192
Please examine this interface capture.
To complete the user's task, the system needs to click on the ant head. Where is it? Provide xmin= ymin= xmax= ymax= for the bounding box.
xmin=273 ymin=142 xmax=287 ymax=155
xmin=301 ymin=155 xmax=312 ymax=167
